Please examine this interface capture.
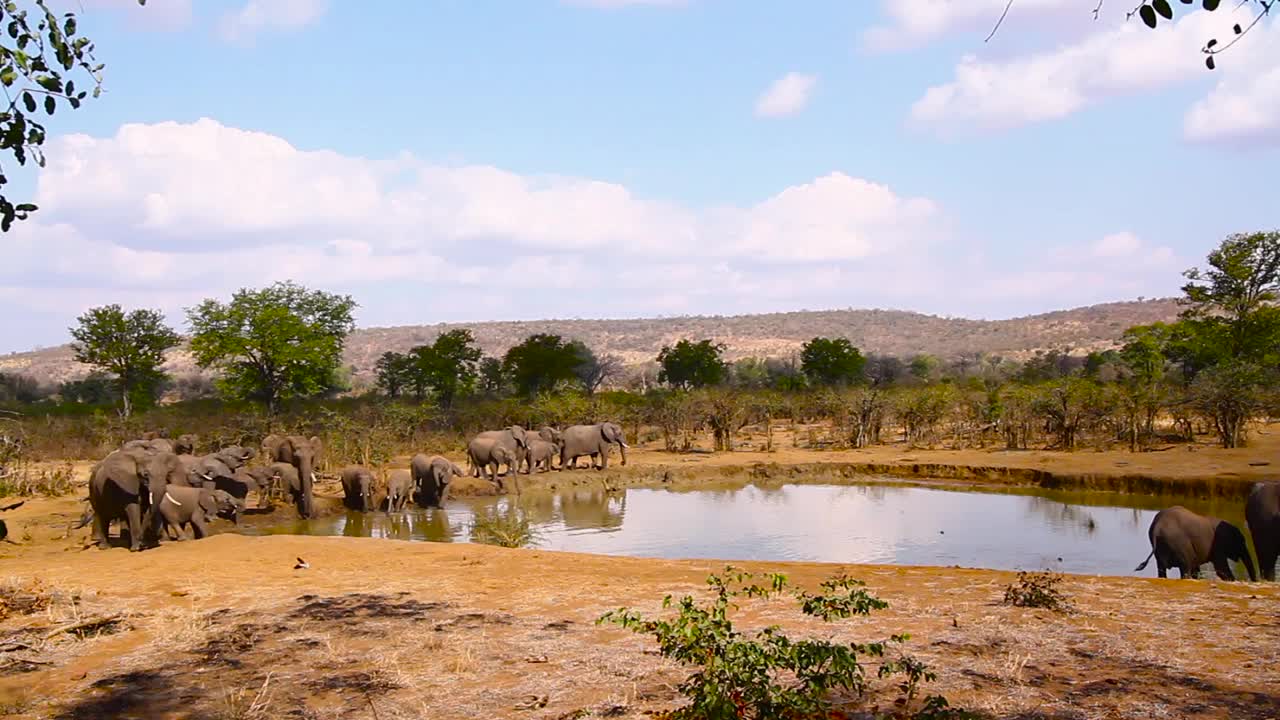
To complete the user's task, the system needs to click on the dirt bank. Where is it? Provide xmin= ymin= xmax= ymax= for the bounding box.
xmin=0 ymin=535 xmax=1275 ymax=719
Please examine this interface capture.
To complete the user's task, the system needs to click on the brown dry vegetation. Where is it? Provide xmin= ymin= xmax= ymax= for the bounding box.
xmin=0 ymin=298 xmax=1181 ymax=388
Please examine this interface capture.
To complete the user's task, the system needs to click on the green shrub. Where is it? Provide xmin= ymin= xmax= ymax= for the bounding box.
xmin=469 ymin=507 xmax=539 ymax=549
xmin=1002 ymin=570 xmax=1073 ymax=613
xmin=598 ymin=566 xmax=972 ymax=720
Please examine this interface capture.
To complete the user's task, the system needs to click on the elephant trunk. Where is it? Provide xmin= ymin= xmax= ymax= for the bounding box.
xmin=1243 ymin=552 xmax=1258 ymax=582
xmin=618 ymin=438 xmax=628 ymax=466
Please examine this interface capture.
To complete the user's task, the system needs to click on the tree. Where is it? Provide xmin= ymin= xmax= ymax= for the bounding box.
xmin=570 ymin=341 xmax=622 ymax=395
xmin=657 ymin=339 xmax=726 ymax=390
xmin=186 ymin=281 xmax=357 ymax=413
xmin=907 ymin=354 xmax=941 ymax=384
xmin=57 ymin=372 xmax=115 ymax=405
xmin=410 ymin=329 xmax=482 ymax=407
xmin=68 ymin=304 xmax=179 ymax=417
xmin=1179 ymin=231 xmax=1280 ymax=365
xmin=1190 ymin=361 xmax=1269 ymax=448
xmin=503 ymin=334 xmax=586 ymax=397
xmin=0 ymin=1 xmax=147 ymax=231
xmin=374 ymin=351 xmax=413 ymax=399
xmin=800 ymin=337 xmax=866 ymax=387
xmin=477 ymin=357 xmax=506 ymax=396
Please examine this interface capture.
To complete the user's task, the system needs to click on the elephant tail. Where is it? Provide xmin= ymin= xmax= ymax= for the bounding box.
xmin=73 ymin=508 xmax=94 ymax=530
xmin=1133 ymin=550 xmax=1154 ymax=573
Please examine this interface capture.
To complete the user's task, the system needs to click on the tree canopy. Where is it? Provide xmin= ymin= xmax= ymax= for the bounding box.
xmin=800 ymin=337 xmax=866 ymax=387
xmin=375 ymin=329 xmax=484 ymax=406
xmin=0 ymin=0 xmax=146 ymax=231
xmin=186 ymin=281 xmax=357 ymax=413
xmin=657 ymin=339 xmax=727 ymax=390
xmin=68 ymin=304 xmax=178 ymax=417
xmin=502 ymin=333 xmax=587 ymax=397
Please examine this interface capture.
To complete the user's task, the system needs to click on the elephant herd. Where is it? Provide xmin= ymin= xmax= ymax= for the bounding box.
xmin=465 ymin=422 xmax=629 ymax=489
xmin=85 ymin=433 xmax=322 ymax=551
xmin=1135 ymin=481 xmax=1280 ymax=582
xmin=338 ymin=422 xmax=631 ymax=514
xmin=83 ymin=421 xmax=630 ymax=551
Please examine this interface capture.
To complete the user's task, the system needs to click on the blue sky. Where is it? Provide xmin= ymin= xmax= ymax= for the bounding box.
xmin=1 ymin=0 xmax=1277 ymax=352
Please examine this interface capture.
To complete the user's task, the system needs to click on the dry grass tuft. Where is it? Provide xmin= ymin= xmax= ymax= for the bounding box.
xmin=218 ymin=672 xmax=274 ymax=720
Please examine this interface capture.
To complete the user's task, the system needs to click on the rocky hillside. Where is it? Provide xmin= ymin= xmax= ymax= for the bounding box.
xmin=0 ymin=298 xmax=1183 ymax=388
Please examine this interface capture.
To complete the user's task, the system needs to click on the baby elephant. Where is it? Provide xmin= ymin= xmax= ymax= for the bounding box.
xmin=341 ymin=466 xmax=376 ymax=512
xmin=158 ymin=486 xmax=238 ymax=541
xmin=385 ymin=469 xmax=414 ymax=513
xmin=1135 ymin=505 xmax=1257 ymax=581
xmin=526 ymin=439 xmax=560 ymax=473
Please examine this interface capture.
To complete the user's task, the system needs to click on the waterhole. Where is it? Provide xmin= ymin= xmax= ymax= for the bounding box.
xmin=251 ymin=479 xmax=1258 ymax=578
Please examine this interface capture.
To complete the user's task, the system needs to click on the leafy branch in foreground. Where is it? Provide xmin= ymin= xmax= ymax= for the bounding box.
xmin=0 ymin=0 xmax=146 ymax=230
xmin=597 ymin=566 xmax=973 ymax=720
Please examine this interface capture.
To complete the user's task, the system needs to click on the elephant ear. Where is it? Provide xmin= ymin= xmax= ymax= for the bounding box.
xmin=199 ymin=492 xmax=218 ymax=514
xmin=309 ymin=436 xmax=324 ymax=462
xmin=600 ymin=424 xmax=617 ymax=444
xmin=510 ymin=427 xmax=528 ymax=447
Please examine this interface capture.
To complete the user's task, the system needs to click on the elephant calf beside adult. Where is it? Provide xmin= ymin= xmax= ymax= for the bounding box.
xmin=560 ymin=422 xmax=628 ymax=471
xmin=157 ymin=486 xmax=238 ymax=541
xmin=87 ymin=446 xmax=190 ymax=551
xmin=1135 ymin=505 xmax=1257 ymax=581
xmin=469 ymin=426 xmax=529 ymax=478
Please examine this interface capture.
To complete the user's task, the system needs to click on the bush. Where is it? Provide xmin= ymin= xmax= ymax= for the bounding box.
xmin=598 ymin=567 xmax=971 ymax=720
xmin=1002 ymin=570 xmax=1073 ymax=613
xmin=469 ymin=507 xmax=539 ymax=549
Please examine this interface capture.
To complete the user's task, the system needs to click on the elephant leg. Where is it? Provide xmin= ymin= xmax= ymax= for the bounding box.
xmin=124 ymin=502 xmax=144 ymax=552
xmin=191 ymin=517 xmax=207 ymax=540
xmin=93 ymin=510 xmax=111 ymax=549
xmin=1212 ymin=556 xmax=1236 ymax=581
xmin=1260 ymin=543 xmax=1278 ymax=582
xmin=598 ymin=449 xmax=609 ymax=471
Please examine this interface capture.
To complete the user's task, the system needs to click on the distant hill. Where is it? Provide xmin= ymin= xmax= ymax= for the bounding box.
xmin=0 ymin=298 xmax=1183 ymax=389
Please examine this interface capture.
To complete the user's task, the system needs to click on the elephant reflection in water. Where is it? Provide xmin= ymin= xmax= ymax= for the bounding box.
xmin=378 ymin=507 xmax=458 ymax=542
xmin=558 ymin=489 xmax=627 ymax=531
xmin=516 ymin=493 xmax=558 ymax=526
xmin=1024 ymin=497 xmax=1098 ymax=535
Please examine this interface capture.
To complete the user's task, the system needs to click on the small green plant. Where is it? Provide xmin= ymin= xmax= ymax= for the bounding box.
xmin=469 ymin=506 xmax=539 ymax=549
xmin=598 ymin=566 xmax=971 ymax=720
xmin=1002 ymin=570 xmax=1073 ymax=613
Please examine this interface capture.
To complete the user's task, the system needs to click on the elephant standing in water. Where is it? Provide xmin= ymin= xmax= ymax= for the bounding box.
xmin=1135 ymin=506 xmax=1257 ymax=581
xmin=262 ymin=434 xmax=322 ymax=518
xmin=341 ymin=466 xmax=376 ymax=512
xmin=1246 ymin=482 xmax=1280 ymax=581
xmin=560 ymin=422 xmax=628 ymax=471
xmin=245 ymin=463 xmax=306 ymax=515
xmin=385 ymin=470 xmax=414 ymax=512
xmin=411 ymin=454 xmax=464 ymax=507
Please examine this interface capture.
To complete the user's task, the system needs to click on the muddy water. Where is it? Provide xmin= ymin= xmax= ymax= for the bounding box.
xmin=253 ymin=479 xmax=1261 ymax=578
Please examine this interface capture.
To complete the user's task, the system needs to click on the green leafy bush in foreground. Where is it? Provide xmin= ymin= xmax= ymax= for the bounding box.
xmin=598 ymin=567 xmax=974 ymax=720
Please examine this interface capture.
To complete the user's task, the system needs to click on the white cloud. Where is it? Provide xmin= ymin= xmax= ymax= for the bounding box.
xmin=909 ymin=6 xmax=1266 ymax=134
xmin=218 ymin=0 xmax=327 ymax=43
xmin=1184 ymin=17 xmax=1280 ymax=145
xmin=862 ymin=0 xmax=1085 ymax=53
xmin=754 ymin=72 xmax=817 ymax=118
xmin=0 ymin=117 xmax=1190 ymax=351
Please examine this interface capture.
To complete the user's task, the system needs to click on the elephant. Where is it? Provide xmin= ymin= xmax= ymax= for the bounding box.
xmin=410 ymin=454 xmax=465 ymax=508
xmin=190 ymin=446 xmax=257 ymax=491
xmin=340 ymin=466 xmax=376 ymax=512
xmin=244 ymin=462 xmax=306 ymax=515
xmin=173 ymin=434 xmax=198 ymax=455
xmin=86 ymin=449 xmax=157 ymax=551
xmin=520 ymin=427 xmax=562 ymax=473
xmin=1134 ymin=505 xmax=1257 ymax=581
xmin=466 ymin=440 xmax=517 ymax=491
xmin=526 ymin=439 xmax=560 ymax=473
xmin=560 ymin=422 xmax=628 ymax=471
xmin=1246 ymin=482 xmax=1280 ymax=581
xmin=157 ymin=486 xmax=238 ymax=540
xmin=385 ymin=469 xmax=414 ymax=512
xmin=263 ymin=435 xmax=321 ymax=518
xmin=469 ymin=427 xmax=529 ymax=477
xmin=123 ymin=438 xmax=175 ymax=454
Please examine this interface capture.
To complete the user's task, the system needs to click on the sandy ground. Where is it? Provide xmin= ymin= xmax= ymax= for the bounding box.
xmin=0 ymin=428 xmax=1277 ymax=718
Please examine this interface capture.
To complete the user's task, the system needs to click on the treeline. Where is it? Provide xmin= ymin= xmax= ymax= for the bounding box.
xmin=2 ymin=231 xmax=1278 ymax=459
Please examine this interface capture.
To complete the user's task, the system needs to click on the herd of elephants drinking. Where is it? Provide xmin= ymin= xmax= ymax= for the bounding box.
xmin=80 ymin=420 xmax=1280 ymax=583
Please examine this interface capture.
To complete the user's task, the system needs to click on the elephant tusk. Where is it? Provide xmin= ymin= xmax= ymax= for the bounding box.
xmin=164 ymin=491 xmax=182 ymax=507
